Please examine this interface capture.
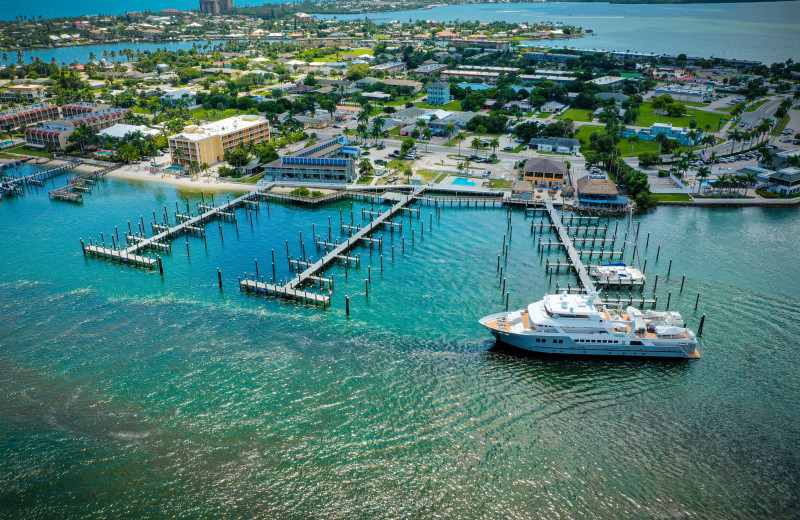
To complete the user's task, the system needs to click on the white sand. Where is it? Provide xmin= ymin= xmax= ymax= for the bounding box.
xmin=107 ymin=163 xmax=256 ymax=192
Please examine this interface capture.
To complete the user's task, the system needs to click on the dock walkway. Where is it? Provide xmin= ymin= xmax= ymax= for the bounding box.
xmin=289 ymin=186 xmax=425 ymax=290
xmin=544 ymin=198 xmax=596 ymax=294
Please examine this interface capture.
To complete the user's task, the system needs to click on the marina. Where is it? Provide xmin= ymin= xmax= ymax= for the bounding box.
xmin=1 ymin=175 xmax=799 ymax=519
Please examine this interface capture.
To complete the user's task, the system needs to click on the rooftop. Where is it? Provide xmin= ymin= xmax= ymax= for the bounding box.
xmin=171 ymin=115 xmax=267 ymax=142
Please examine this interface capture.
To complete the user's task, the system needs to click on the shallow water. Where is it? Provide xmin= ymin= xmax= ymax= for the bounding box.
xmin=0 ymin=175 xmax=798 ymax=519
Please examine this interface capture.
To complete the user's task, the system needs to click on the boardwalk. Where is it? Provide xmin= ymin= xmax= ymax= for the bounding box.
xmin=84 ymin=187 xmax=264 ymax=270
xmin=1 ymin=159 xmax=81 ymax=197
xmin=288 ymin=186 xmax=426 ymax=290
xmin=543 ymin=198 xmax=596 ymax=294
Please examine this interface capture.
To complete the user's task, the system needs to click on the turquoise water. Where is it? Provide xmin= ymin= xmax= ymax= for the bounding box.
xmin=453 ymin=177 xmax=476 ymax=186
xmin=1 ymin=177 xmax=799 ymax=518
xmin=12 ymin=41 xmax=225 ymax=69
xmin=0 ymin=1 xmax=279 ymax=21
xmin=323 ymin=1 xmax=800 ymax=63
xmin=166 ymin=166 xmax=183 ymax=172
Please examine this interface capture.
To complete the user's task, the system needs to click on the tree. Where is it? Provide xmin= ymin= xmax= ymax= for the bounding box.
xmin=66 ymin=123 xmax=97 ymax=154
xmin=358 ymin=158 xmax=373 ymax=177
xmin=454 ymin=132 xmax=466 ymax=157
xmin=223 ymin=147 xmax=251 ymax=168
xmin=172 ymin=147 xmax=185 ymax=165
xmin=627 ymin=134 xmax=639 ymax=157
xmin=696 ymin=166 xmax=711 ymax=192
xmin=727 ymin=129 xmax=743 ymax=154
xmin=489 ymin=137 xmax=500 ymax=157
xmin=654 ymin=133 xmax=669 ymax=156
xmin=370 ymin=116 xmax=385 ymax=144
xmin=471 ymin=137 xmax=482 ymax=156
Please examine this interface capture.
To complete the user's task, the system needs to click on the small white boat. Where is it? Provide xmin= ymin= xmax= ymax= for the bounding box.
xmin=591 ymin=263 xmax=645 ymax=284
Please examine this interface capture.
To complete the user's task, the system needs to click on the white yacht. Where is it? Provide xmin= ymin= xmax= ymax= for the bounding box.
xmin=479 ymin=292 xmax=700 ymax=359
xmin=591 ymin=263 xmax=645 ymax=284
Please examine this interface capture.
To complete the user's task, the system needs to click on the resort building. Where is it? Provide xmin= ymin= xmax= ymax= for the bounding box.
xmin=60 ymin=102 xmax=112 ymax=117
xmin=451 ymin=39 xmax=511 ymax=51
xmin=522 ymin=157 xmax=568 ymax=187
xmin=528 ymin=137 xmax=581 ymax=154
xmin=261 ymin=136 xmax=358 ymax=184
xmin=426 ymin=81 xmax=451 ymax=106
xmin=757 ymin=167 xmax=800 ymax=195
xmin=576 ymin=173 xmax=628 ymax=209
xmin=168 ymin=115 xmax=270 ymax=166
xmin=2 ymin=85 xmax=47 ymax=103
xmin=0 ymin=104 xmax=59 ymax=130
xmin=524 ymin=51 xmax=575 ymax=64
xmin=199 ymin=0 xmax=232 ymax=15
xmin=24 ymin=107 xmax=131 ymax=150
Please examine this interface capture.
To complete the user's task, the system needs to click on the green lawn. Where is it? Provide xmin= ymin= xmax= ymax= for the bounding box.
xmin=312 ymin=48 xmax=373 ymax=62
xmin=556 ymin=108 xmax=594 ymax=122
xmin=770 ymin=114 xmax=790 ymax=136
xmin=416 ymin=100 xmax=461 ymax=111
xmin=241 ymin=172 xmax=265 ymax=184
xmin=4 ymin=145 xmax=51 ymax=157
xmin=415 ymin=169 xmax=440 ymax=182
xmin=635 ymin=102 xmax=724 ymax=131
xmin=489 ymin=179 xmax=512 ymax=189
xmin=535 ymin=113 xmax=551 ymax=119
xmin=653 ymin=193 xmax=692 ymax=202
xmin=574 ymin=125 xmax=682 ymax=157
xmin=189 ymin=107 xmax=239 ymax=122
xmin=745 ymin=99 xmax=769 ymax=112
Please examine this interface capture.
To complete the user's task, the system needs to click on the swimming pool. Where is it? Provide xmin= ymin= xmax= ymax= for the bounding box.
xmin=166 ymin=166 xmax=183 ymax=172
xmin=0 ymin=140 xmax=13 ymax=147
xmin=452 ymin=177 xmax=476 ymax=187
xmin=96 ymin=150 xmax=113 ymax=156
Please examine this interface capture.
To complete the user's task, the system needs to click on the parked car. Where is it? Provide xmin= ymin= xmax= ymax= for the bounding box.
xmin=503 ymin=146 xmax=514 ymax=151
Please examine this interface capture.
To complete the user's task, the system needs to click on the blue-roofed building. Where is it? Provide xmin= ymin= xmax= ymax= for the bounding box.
xmin=262 ymin=136 xmax=357 ymax=183
xmin=618 ymin=122 xmax=700 ymax=146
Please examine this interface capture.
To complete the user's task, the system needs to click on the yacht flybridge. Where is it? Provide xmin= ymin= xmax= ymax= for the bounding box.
xmin=480 ymin=291 xmax=700 ymax=359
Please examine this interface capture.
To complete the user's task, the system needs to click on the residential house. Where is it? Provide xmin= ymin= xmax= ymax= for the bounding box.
xmin=427 ymin=81 xmax=451 ymax=106
xmin=528 ymin=137 xmax=581 ymax=154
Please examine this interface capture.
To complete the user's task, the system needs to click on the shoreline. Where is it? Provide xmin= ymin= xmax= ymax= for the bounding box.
xmin=106 ymin=164 xmax=256 ymax=193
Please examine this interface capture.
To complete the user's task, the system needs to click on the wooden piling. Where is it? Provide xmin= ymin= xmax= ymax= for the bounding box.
xmin=698 ymin=314 xmax=705 ymax=335
xmin=666 ymin=291 xmax=672 ymax=311
xmin=346 ymin=296 xmax=350 ymax=316
xmin=217 ymin=267 xmax=222 ymax=288
xmin=680 ymin=274 xmax=685 ymax=292
xmin=695 ymin=292 xmax=700 ymax=310
xmin=667 ymin=259 xmax=673 ymax=276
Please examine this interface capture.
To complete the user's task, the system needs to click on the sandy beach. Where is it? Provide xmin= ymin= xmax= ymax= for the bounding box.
xmin=106 ymin=162 xmax=256 ymax=193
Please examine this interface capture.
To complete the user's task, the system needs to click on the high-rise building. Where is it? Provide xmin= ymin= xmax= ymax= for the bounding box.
xmin=199 ymin=0 xmax=232 ymax=15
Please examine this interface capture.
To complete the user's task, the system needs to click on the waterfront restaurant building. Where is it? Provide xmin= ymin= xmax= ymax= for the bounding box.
xmin=168 ymin=115 xmax=270 ymax=165
xmin=576 ymin=174 xmax=628 ymax=209
xmin=522 ymin=157 xmax=568 ymax=187
xmin=262 ymin=136 xmax=358 ymax=183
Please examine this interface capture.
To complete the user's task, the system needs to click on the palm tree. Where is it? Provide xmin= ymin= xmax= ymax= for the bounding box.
xmin=371 ymin=116 xmax=385 ymax=144
xmin=201 ymin=162 xmax=210 ymax=177
xmin=696 ymin=166 xmax=711 ymax=192
xmin=471 ymin=137 xmax=482 ymax=157
xmin=357 ymin=109 xmax=369 ymax=127
xmin=627 ymin=134 xmax=639 ymax=157
xmin=654 ymin=133 xmax=669 ymax=156
xmin=422 ymin=127 xmax=432 ymax=153
xmin=444 ymin=123 xmax=456 ymax=144
xmin=356 ymin=123 xmax=368 ymax=144
xmin=172 ymin=147 xmax=185 ymax=165
xmin=727 ymin=129 xmax=743 ymax=155
xmin=489 ymin=137 xmax=500 ymax=157
xmin=454 ymin=132 xmax=466 ymax=157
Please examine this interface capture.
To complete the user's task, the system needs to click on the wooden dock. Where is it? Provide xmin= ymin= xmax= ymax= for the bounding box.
xmin=2 ymin=159 xmax=82 ymax=197
xmin=84 ymin=189 xmax=261 ymax=270
xmin=543 ymin=199 xmax=596 ymax=294
xmin=244 ymin=186 xmax=426 ymax=307
xmin=49 ymin=162 xmax=120 ymax=203
xmin=239 ymin=278 xmax=331 ymax=307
